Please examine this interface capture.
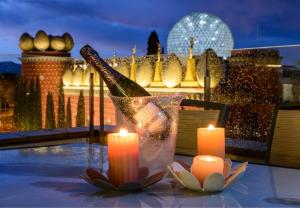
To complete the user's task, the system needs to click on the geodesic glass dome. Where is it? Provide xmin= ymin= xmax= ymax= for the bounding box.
xmin=167 ymin=13 xmax=234 ymax=58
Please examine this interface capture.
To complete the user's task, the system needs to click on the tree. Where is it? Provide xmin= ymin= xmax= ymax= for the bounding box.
xmin=23 ymin=78 xmax=30 ymax=130
xmin=13 ymin=77 xmax=30 ymax=131
xmin=13 ymin=76 xmax=23 ymax=130
xmin=33 ymin=76 xmax=42 ymax=130
xmin=66 ymin=97 xmax=72 ymax=128
xmin=57 ymin=80 xmax=65 ymax=128
xmin=146 ymin=30 xmax=160 ymax=55
xmin=76 ymin=90 xmax=85 ymax=127
xmin=45 ymin=91 xmax=56 ymax=129
xmin=28 ymin=79 xmax=35 ymax=130
xmin=13 ymin=76 xmax=41 ymax=131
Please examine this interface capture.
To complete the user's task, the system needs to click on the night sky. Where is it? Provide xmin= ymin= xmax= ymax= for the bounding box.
xmin=1 ymin=0 xmax=300 ymax=60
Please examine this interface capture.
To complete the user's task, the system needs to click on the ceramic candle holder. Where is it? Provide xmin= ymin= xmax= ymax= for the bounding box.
xmin=168 ymin=159 xmax=248 ymax=193
xmin=81 ymin=167 xmax=165 ymax=192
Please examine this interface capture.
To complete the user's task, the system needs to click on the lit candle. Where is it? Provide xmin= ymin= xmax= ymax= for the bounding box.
xmin=197 ymin=124 xmax=225 ymax=158
xmin=191 ymin=155 xmax=224 ymax=184
xmin=108 ymin=128 xmax=139 ymax=186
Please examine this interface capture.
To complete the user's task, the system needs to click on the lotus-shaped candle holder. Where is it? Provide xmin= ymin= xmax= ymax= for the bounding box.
xmin=168 ymin=159 xmax=247 ymax=193
xmin=81 ymin=167 xmax=165 ymax=192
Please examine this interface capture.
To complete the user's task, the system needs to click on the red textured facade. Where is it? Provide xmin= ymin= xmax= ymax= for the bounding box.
xmin=64 ymin=93 xmax=116 ymax=127
xmin=21 ymin=54 xmax=72 ymax=127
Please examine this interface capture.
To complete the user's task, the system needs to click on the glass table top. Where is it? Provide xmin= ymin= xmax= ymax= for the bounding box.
xmin=1 ymin=142 xmax=300 ymax=207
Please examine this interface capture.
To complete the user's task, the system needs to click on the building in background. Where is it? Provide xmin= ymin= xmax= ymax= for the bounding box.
xmin=13 ymin=12 xmax=300 ymax=130
xmin=167 ymin=12 xmax=234 ymax=58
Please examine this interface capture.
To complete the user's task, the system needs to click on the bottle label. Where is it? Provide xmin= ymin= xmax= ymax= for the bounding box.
xmin=134 ymin=102 xmax=168 ymax=137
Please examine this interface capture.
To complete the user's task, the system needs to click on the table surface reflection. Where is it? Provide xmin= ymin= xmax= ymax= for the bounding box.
xmin=1 ymin=142 xmax=300 ymax=207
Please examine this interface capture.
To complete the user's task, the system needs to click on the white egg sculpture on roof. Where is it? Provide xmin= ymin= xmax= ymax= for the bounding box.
xmin=136 ymin=59 xmax=153 ymax=87
xmin=19 ymin=33 xmax=34 ymax=51
xmin=62 ymin=68 xmax=73 ymax=86
xmin=116 ymin=62 xmax=130 ymax=78
xmin=72 ymin=66 xmax=84 ymax=87
xmin=50 ymin=36 xmax=66 ymax=51
xmin=63 ymin=32 xmax=74 ymax=51
xmin=34 ymin=30 xmax=50 ymax=51
xmin=163 ymin=54 xmax=182 ymax=88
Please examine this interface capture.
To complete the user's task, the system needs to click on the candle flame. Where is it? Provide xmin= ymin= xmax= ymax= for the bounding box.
xmin=106 ymin=118 xmax=112 ymax=124
xmin=205 ymin=157 xmax=214 ymax=162
xmin=199 ymin=155 xmax=220 ymax=162
xmin=119 ymin=128 xmax=128 ymax=136
xmin=208 ymin=124 xmax=215 ymax=130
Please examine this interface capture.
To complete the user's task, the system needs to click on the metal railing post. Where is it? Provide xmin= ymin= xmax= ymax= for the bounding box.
xmin=99 ymin=76 xmax=105 ymax=171
xmin=89 ymin=73 xmax=94 ymax=138
xmin=100 ymin=77 xmax=104 ymax=134
xmin=204 ymin=50 xmax=211 ymax=109
xmin=88 ymin=73 xmax=94 ymax=168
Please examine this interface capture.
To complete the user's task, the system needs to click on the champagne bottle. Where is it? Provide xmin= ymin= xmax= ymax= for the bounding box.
xmin=80 ymin=45 xmax=150 ymax=97
xmin=80 ymin=45 xmax=168 ymax=138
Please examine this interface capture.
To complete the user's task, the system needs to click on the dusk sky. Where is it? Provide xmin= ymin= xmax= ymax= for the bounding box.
xmin=1 ymin=0 xmax=300 ymax=59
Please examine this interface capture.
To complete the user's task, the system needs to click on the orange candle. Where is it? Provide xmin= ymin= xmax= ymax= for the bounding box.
xmin=108 ymin=128 xmax=139 ymax=187
xmin=191 ymin=155 xmax=224 ymax=184
xmin=197 ymin=124 xmax=225 ymax=158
